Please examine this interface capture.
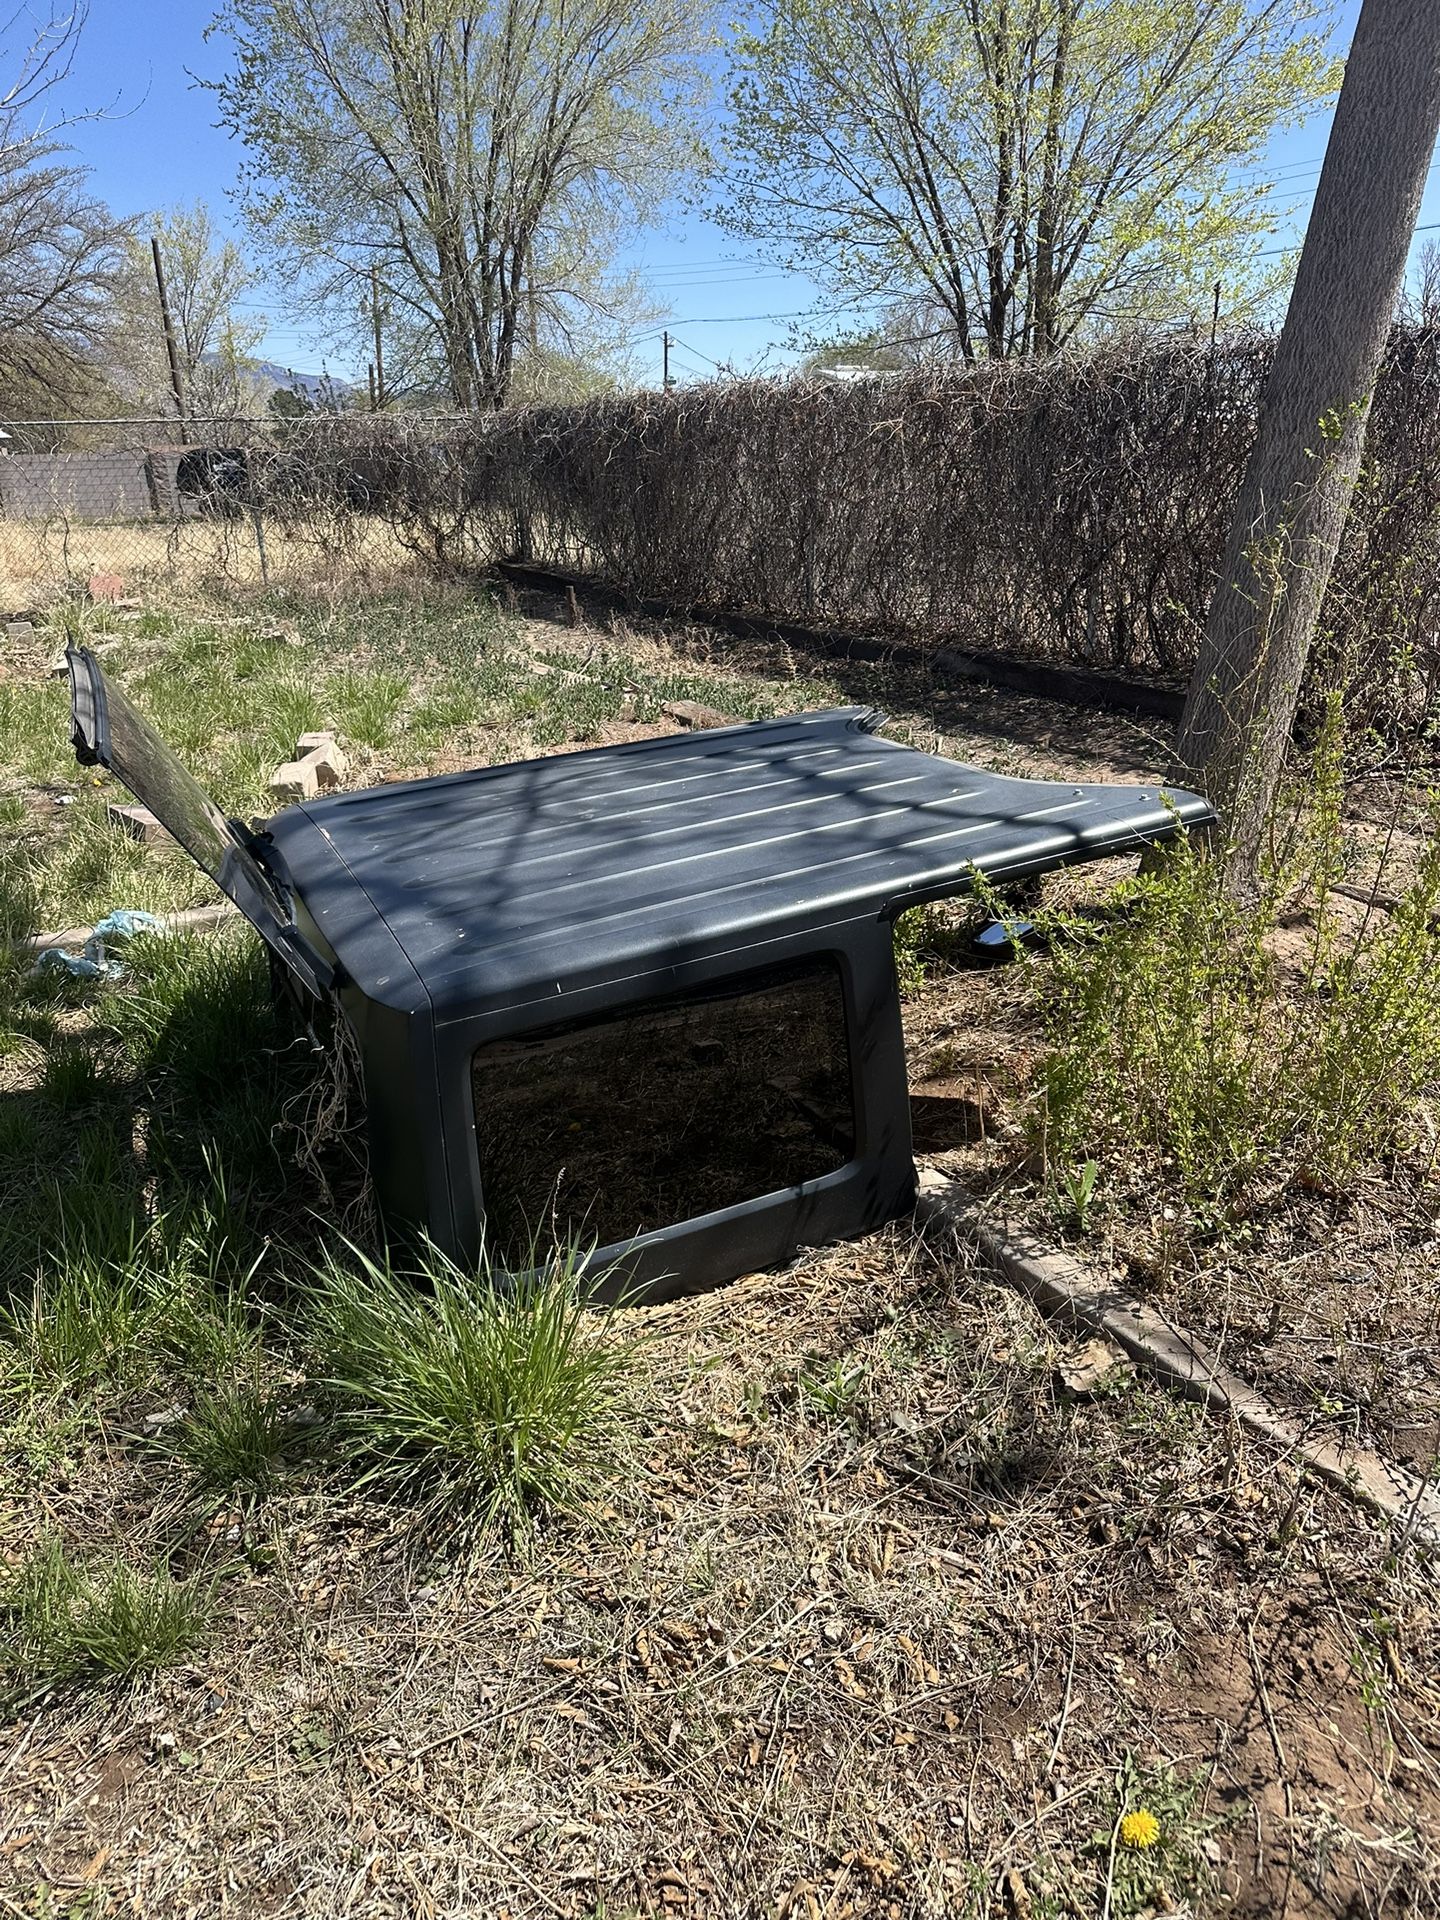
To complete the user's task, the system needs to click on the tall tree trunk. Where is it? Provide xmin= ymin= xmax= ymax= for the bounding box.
xmin=1174 ymin=0 xmax=1440 ymax=884
xmin=1031 ymin=0 xmax=1073 ymax=356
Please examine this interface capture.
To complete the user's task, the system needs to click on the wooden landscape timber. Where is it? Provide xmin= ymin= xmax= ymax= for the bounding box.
xmin=916 ymin=1171 xmax=1440 ymax=1545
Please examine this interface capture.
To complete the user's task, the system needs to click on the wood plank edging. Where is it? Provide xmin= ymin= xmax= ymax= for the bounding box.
xmin=915 ymin=1170 xmax=1440 ymax=1545
xmin=17 ymin=901 xmax=238 ymax=956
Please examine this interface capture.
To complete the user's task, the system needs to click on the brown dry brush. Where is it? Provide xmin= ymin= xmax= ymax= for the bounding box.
xmin=317 ymin=327 xmax=1440 ymax=748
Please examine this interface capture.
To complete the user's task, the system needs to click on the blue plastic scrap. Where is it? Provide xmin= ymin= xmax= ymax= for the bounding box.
xmin=33 ymin=908 xmax=165 ymax=979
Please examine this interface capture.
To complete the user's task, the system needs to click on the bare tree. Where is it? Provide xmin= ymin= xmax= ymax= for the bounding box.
xmin=1175 ymin=0 xmax=1440 ymax=882
xmin=0 ymin=3 xmax=131 ymax=414
xmin=1401 ymin=235 xmax=1440 ymax=329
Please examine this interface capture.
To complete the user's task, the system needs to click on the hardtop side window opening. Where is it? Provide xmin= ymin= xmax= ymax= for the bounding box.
xmin=471 ymin=956 xmax=855 ymax=1267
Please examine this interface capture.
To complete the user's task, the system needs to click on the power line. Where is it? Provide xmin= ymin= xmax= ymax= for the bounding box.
xmin=1251 ymin=151 xmax=1440 ymax=214
xmin=642 ymin=269 xmax=794 ymax=287
xmin=630 ymin=308 xmax=816 ymax=334
xmin=666 ymin=346 xmax=717 ymax=379
xmin=667 ymin=334 xmax=724 ymax=370
xmin=635 ymin=219 xmax=1440 ymax=336
xmin=1257 ymin=218 xmax=1440 ymax=259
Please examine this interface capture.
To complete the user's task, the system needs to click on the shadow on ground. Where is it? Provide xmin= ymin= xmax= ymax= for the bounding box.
xmin=507 ymin=579 xmax=1175 ymax=781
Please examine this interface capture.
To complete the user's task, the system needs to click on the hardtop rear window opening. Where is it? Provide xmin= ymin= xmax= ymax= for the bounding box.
xmin=470 ymin=955 xmax=855 ymax=1266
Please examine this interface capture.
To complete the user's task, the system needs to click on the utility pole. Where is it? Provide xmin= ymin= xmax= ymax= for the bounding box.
xmin=371 ymin=264 xmax=386 ymax=409
xmin=1175 ymin=0 xmax=1440 ymax=884
xmin=662 ymin=330 xmax=671 ymax=390
xmin=151 ymin=236 xmax=189 ymax=439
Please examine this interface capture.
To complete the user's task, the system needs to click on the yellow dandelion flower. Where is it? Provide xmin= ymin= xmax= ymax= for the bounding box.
xmin=1119 ymin=1808 xmax=1161 ymax=1850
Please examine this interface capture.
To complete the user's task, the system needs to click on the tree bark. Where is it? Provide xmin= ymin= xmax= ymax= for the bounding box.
xmin=1173 ymin=0 xmax=1440 ymax=883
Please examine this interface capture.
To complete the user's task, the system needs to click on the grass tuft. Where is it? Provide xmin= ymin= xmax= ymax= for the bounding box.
xmin=0 ymin=1177 xmax=266 ymax=1399
xmin=171 ymin=1373 xmax=300 ymax=1495
xmin=2 ymin=1252 xmax=163 ymax=1395
xmin=101 ymin=928 xmax=277 ymax=1092
xmin=1 ymin=1535 xmax=214 ymax=1705
xmin=38 ymin=1039 xmax=110 ymax=1110
xmin=306 ymin=1243 xmax=634 ymax=1536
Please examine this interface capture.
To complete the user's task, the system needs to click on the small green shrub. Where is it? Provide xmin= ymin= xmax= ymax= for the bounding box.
xmin=306 ymin=1243 xmax=634 ymax=1535
xmin=1032 ymin=764 xmax=1440 ymax=1205
xmin=799 ymin=1355 xmax=867 ymax=1424
xmin=0 ymin=1534 xmax=214 ymax=1704
xmin=892 ymin=902 xmax=963 ymax=993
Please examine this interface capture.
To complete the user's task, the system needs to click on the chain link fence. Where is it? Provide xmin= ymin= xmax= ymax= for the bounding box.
xmin=8 ymin=334 xmax=1440 ymax=751
xmin=0 ymin=415 xmax=438 ymax=607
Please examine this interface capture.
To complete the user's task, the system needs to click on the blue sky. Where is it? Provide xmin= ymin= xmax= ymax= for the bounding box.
xmin=34 ymin=0 xmax=1440 ymax=390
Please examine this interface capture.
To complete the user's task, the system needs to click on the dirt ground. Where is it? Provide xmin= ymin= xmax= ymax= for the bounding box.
xmin=4 ymin=582 xmax=1440 ymax=1917
xmin=5 ymin=1232 xmax=1438 ymax=1919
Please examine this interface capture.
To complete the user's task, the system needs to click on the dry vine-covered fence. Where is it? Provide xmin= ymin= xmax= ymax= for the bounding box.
xmin=335 ymin=328 xmax=1440 ymax=742
xmin=5 ymin=330 xmax=1440 ymax=738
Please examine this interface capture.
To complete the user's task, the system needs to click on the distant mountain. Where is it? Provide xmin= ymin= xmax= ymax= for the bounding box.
xmin=253 ymin=361 xmax=354 ymax=403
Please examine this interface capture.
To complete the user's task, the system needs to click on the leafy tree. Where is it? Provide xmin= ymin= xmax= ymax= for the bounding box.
xmin=720 ymin=0 xmax=1340 ymax=359
xmin=268 ymin=384 xmax=314 ymax=420
xmin=209 ymin=0 xmax=712 ymax=409
xmin=0 ymin=2 xmax=131 ymax=415
xmin=111 ymin=203 xmax=268 ymax=424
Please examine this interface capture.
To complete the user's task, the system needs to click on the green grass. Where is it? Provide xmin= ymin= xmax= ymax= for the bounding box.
xmin=0 ymin=930 xmax=297 ymax=1285
xmin=330 ymin=667 xmax=410 ymax=748
xmin=170 ymin=1371 xmax=301 ymax=1495
xmin=100 ymin=927 xmax=280 ymax=1097
xmin=2 ymin=1249 xmax=169 ymax=1396
xmin=307 ymin=1242 xmax=636 ymax=1537
xmin=2 ymin=788 xmax=212 ymax=940
xmin=38 ymin=1036 xmax=111 ymax=1109
xmin=0 ymin=677 xmax=77 ymax=788
xmin=0 ymin=1534 xmax=215 ymax=1706
xmin=0 ymin=1191 xmax=264 ymax=1401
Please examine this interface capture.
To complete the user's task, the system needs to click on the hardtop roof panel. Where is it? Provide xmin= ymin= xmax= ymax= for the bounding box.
xmin=267 ymin=708 xmax=1212 ymax=1019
